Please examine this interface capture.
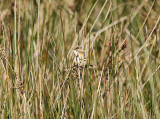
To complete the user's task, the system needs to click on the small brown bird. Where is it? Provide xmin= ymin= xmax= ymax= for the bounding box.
xmin=71 ymin=47 xmax=97 ymax=69
xmin=71 ymin=47 xmax=98 ymax=81
xmin=72 ymin=47 xmax=87 ymax=67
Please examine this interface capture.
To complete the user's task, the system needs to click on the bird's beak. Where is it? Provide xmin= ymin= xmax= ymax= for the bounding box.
xmin=68 ymin=50 xmax=75 ymax=55
xmin=69 ymin=50 xmax=74 ymax=53
xmin=67 ymin=50 xmax=74 ymax=58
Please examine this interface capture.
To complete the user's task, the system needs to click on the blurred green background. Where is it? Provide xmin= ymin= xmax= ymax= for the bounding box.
xmin=0 ymin=0 xmax=160 ymax=118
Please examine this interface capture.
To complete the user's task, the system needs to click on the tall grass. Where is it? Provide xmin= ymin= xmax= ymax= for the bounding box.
xmin=0 ymin=0 xmax=160 ymax=118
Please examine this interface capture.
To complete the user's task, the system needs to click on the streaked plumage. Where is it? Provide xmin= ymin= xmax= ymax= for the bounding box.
xmin=72 ymin=47 xmax=87 ymax=67
xmin=71 ymin=46 xmax=98 ymax=80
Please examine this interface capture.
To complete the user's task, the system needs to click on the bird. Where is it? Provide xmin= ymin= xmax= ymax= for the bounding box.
xmin=70 ymin=47 xmax=98 ymax=92
xmin=71 ymin=47 xmax=87 ymax=67
xmin=71 ymin=46 xmax=97 ymax=69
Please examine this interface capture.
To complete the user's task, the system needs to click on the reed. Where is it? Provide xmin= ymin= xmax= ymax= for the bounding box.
xmin=0 ymin=0 xmax=160 ymax=118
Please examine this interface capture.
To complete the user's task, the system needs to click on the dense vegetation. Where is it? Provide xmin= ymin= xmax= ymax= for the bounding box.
xmin=0 ymin=0 xmax=160 ymax=118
